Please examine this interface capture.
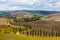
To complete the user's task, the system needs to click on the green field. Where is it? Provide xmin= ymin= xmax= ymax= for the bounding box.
xmin=0 ymin=33 xmax=60 ymax=40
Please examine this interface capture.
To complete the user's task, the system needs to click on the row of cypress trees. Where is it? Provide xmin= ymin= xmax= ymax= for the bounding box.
xmin=12 ymin=28 xmax=60 ymax=37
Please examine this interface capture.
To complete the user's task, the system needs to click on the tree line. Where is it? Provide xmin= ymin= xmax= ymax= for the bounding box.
xmin=0 ymin=25 xmax=60 ymax=37
xmin=12 ymin=27 xmax=60 ymax=37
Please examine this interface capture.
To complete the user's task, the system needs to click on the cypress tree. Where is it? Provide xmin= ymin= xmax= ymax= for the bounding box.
xmin=40 ymin=29 xmax=42 ymax=36
xmin=52 ymin=29 xmax=54 ymax=37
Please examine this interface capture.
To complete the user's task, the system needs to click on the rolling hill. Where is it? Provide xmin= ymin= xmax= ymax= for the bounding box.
xmin=0 ymin=10 xmax=60 ymax=35
xmin=48 ymin=13 xmax=60 ymax=21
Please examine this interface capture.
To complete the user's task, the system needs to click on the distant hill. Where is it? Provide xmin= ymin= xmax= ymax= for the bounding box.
xmin=21 ymin=10 xmax=60 ymax=15
xmin=0 ymin=10 xmax=60 ymax=20
xmin=48 ymin=13 xmax=60 ymax=21
xmin=0 ymin=10 xmax=60 ymax=15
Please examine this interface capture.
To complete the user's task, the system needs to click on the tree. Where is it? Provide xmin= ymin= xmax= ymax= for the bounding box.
xmin=52 ymin=29 xmax=54 ymax=37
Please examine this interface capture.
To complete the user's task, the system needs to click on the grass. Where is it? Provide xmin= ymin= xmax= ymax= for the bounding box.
xmin=0 ymin=33 xmax=60 ymax=40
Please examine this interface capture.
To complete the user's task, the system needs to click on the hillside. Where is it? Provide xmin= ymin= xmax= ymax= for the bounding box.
xmin=0 ymin=18 xmax=10 ymax=25
xmin=48 ymin=13 xmax=60 ymax=21
xmin=0 ymin=10 xmax=60 ymax=37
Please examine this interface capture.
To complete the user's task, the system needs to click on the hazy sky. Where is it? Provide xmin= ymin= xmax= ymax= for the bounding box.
xmin=0 ymin=0 xmax=60 ymax=11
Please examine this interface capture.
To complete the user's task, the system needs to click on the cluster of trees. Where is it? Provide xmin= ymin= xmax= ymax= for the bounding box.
xmin=13 ymin=15 xmax=49 ymax=22
xmin=13 ymin=16 xmax=40 ymax=22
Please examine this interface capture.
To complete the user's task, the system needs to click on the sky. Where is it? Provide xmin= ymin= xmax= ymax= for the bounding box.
xmin=0 ymin=0 xmax=60 ymax=11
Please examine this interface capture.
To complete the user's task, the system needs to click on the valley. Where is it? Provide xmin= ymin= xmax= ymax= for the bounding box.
xmin=0 ymin=10 xmax=60 ymax=38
